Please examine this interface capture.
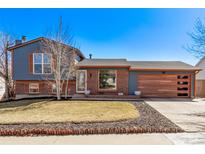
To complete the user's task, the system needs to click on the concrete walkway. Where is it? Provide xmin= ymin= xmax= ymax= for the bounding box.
xmin=0 ymin=134 xmax=173 ymax=145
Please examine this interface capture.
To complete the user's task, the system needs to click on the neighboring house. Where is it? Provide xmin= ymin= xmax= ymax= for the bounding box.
xmin=8 ymin=37 xmax=84 ymax=99
xmin=0 ymin=77 xmax=5 ymax=99
xmin=195 ymin=56 xmax=205 ymax=97
xmin=76 ymin=59 xmax=201 ymax=98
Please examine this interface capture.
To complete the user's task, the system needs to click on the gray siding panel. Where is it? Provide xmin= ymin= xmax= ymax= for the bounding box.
xmin=191 ymin=74 xmax=195 ymax=98
xmin=128 ymin=71 xmax=137 ymax=95
xmin=13 ymin=41 xmax=53 ymax=80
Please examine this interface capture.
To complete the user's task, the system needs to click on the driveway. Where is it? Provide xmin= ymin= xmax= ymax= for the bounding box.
xmin=145 ymin=98 xmax=205 ymax=132
xmin=145 ymin=98 xmax=205 ymax=144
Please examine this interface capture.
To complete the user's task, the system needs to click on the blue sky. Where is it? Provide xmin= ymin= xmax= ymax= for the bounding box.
xmin=1 ymin=9 xmax=205 ymax=65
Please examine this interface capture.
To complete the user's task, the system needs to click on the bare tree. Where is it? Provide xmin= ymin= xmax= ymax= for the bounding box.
xmin=0 ymin=32 xmax=13 ymax=100
xmin=42 ymin=17 xmax=77 ymax=100
xmin=185 ymin=18 xmax=205 ymax=59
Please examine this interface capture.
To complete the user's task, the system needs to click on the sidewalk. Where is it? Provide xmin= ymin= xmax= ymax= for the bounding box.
xmin=0 ymin=134 xmax=173 ymax=145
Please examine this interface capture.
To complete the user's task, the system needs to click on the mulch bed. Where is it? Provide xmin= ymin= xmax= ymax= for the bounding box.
xmin=0 ymin=101 xmax=184 ymax=136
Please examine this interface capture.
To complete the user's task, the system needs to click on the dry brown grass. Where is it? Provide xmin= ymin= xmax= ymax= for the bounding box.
xmin=0 ymin=100 xmax=139 ymax=124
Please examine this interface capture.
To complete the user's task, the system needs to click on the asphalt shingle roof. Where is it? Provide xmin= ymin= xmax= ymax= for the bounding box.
xmin=77 ymin=59 xmax=201 ymax=70
xmin=77 ymin=59 xmax=129 ymax=66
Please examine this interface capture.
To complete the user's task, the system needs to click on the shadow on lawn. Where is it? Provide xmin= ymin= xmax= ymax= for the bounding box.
xmin=0 ymin=98 xmax=53 ymax=109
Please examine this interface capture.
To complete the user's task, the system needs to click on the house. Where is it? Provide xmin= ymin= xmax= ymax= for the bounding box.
xmin=76 ymin=59 xmax=201 ymax=98
xmin=8 ymin=37 xmax=201 ymax=99
xmin=195 ymin=56 xmax=205 ymax=97
xmin=8 ymin=37 xmax=84 ymax=99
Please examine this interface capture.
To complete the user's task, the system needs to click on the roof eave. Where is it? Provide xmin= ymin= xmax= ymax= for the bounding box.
xmin=77 ymin=65 xmax=130 ymax=69
xmin=129 ymin=68 xmax=202 ymax=71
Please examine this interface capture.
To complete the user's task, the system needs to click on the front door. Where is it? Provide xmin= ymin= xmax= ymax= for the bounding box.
xmin=76 ymin=70 xmax=87 ymax=93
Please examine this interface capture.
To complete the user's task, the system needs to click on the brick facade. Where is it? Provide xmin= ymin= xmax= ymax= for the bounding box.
xmin=86 ymin=69 xmax=129 ymax=95
xmin=15 ymin=80 xmax=76 ymax=96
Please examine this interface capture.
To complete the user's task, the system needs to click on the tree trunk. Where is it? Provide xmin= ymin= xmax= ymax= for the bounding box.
xmin=56 ymin=80 xmax=61 ymax=100
xmin=65 ymin=79 xmax=69 ymax=99
xmin=4 ymin=42 xmax=9 ymax=101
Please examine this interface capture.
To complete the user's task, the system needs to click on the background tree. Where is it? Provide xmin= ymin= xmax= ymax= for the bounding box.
xmin=0 ymin=32 xmax=13 ymax=101
xmin=42 ymin=17 xmax=77 ymax=100
xmin=186 ymin=18 xmax=205 ymax=59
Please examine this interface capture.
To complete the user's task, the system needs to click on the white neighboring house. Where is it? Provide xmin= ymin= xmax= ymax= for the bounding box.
xmin=195 ymin=57 xmax=205 ymax=97
xmin=0 ymin=77 xmax=5 ymax=99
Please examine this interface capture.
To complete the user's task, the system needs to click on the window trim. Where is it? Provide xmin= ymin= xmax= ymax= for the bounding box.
xmin=29 ymin=83 xmax=39 ymax=94
xmin=76 ymin=70 xmax=87 ymax=93
xmin=98 ymin=69 xmax=117 ymax=91
xmin=33 ymin=53 xmax=52 ymax=74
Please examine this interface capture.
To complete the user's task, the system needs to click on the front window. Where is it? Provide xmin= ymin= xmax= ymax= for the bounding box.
xmin=29 ymin=83 xmax=39 ymax=94
xmin=99 ymin=70 xmax=116 ymax=90
xmin=33 ymin=53 xmax=51 ymax=74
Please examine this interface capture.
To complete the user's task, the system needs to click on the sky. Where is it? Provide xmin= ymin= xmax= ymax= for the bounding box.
xmin=0 ymin=8 xmax=205 ymax=65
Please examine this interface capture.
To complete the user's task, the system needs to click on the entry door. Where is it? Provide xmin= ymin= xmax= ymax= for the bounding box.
xmin=76 ymin=70 xmax=87 ymax=93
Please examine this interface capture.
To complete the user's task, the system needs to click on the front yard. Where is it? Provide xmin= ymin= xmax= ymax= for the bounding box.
xmin=0 ymin=100 xmax=139 ymax=124
xmin=0 ymin=99 xmax=184 ymax=136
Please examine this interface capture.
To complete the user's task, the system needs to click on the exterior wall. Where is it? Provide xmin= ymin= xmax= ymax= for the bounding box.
xmin=196 ymin=57 xmax=205 ymax=80
xmin=196 ymin=80 xmax=205 ymax=98
xmin=128 ymin=71 xmax=196 ymax=97
xmin=128 ymin=71 xmax=137 ymax=95
xmin=196 ymin=58 xmax=205 ymax=97
xmin=85 ymin=68 xmax=129 ymax=95
xmin=12 ymin=41 xmax=82 ymax=81
xmin=15 ymin=80 xmax=76 ymax=96
xmin=12 ymin=41 xmax=53 ymax=80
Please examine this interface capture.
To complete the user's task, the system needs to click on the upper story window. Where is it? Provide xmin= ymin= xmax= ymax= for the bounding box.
xmin=33 ymin=53 xmax=51 ymax=74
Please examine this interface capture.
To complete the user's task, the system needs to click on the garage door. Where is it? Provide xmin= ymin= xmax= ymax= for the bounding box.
xmin=137 ymin=74 xmax=191 ymax=98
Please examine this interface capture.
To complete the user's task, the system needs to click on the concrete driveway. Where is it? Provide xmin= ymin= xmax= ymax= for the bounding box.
xmin=146 ymin=98 xmax=205 ymax=132
xmin=144 ymin=98 xmax=205 ymax=144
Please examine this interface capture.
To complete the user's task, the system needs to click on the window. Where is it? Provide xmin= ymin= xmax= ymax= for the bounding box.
xmin=177 ymin=75 xmax=188 ymax=79
xmin=29 ymin=83 xmax=39 ymax=94
xmin=33 ymin=53 xmax=51 ymax=74
xmin=99 ymin=70 xmax=116 ymax=90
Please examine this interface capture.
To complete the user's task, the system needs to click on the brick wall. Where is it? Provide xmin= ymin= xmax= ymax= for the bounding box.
xmin=15 ymin=80 xmax=76 ymax=96
xmin=86 ymin=69 xmax=129 ymax=95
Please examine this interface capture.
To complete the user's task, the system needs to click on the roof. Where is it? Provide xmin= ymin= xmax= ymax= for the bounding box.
xmin=77 ymin=59 xmax=201 ymax=71
xmin=77 ymin=59 xmax=129 ymax=67
xmin=128 ymin=61 xmax=200 ymax=70
xmin=195 ymin=56 xmax=205 ymax=67
xmin=8 ymin=37 xmax=85 ymax=58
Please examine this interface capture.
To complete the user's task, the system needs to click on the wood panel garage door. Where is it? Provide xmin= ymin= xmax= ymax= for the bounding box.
xmin=137 ymin=74 xmax=191 ymax=98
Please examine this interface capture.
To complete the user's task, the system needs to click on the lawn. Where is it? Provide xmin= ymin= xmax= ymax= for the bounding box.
xmin=0 ymin=100 xmax=139 ymax=124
